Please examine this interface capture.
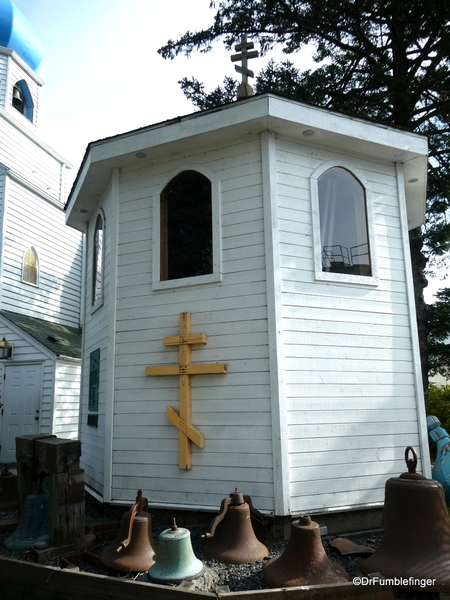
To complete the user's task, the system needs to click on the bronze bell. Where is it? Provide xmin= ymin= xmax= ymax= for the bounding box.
xmin=263 ymin=516 xmax=350 ymax=587
xmin=359 ymin=446 xmax=450 ymax=592
xmin=99 ymin=490 xmax=157 ymax=572
xmin=202 ymin=489 xmax=268 ymax=564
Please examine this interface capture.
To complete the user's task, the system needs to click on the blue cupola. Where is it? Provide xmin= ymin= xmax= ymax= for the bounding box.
xmin=0 ymin=0 xmax=43 ymax=70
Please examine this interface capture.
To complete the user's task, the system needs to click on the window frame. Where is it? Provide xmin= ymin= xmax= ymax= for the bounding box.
xmin=91 ymin=210 xmax=105 ymax=311
xmin=310 ymin=161 xmax=378 ymax=286
xmin=152 ymin=165 xmax=221 ymax=291
xmin=21 ymin=246 xmax=39 ymax=286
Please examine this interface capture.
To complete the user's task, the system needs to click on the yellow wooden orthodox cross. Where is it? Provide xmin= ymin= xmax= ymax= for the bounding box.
xmin=145 ymin=313 xmax=227 ymax=470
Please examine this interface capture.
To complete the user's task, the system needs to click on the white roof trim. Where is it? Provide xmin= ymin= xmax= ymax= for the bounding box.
xmin=66 ymin=93 xmax=428 ymax=232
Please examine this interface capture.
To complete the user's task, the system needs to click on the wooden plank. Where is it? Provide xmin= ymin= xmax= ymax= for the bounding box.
xmin=145 ymin=364 xmax=227 ymax=376
xmin=291 ymin=488 xmax=385 ymax=513
xmin=218 ymin=582 xmax=393 ymax=600
xmin=146 ymin=365 xmax=184 ymax=376
xmin=178 ymin=312 xmax=192 ymax=469
xmin=164 ymin=333 xmax=207 ymax=346
xmin=0 ymin=556 xmax=214 ymax=600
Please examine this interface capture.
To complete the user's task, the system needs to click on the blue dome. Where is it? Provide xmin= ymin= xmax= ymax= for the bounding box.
xmin=0 ymin=0 xmax=43 ymax=70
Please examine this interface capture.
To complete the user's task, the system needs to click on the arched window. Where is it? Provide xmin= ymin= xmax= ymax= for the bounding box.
xmin=318 ymin=167 xmax=371 ymax=277
xmin=160 ymin=170 xmax=212 ymax=281
xmin=22 ymin=247 xmax=38 ymax=285
xmin=92 ymin=212 xmax=104 ymax=306
xmin=12 ymin=80 xmax=34 ymax=122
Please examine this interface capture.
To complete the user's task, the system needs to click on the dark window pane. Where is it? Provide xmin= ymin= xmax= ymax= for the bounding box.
xmin=161 ymin=171 xmax=212 ymax=281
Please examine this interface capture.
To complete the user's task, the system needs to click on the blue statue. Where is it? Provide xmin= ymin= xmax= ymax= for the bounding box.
xmin=427 ymin=415 xmax=450 ymax=502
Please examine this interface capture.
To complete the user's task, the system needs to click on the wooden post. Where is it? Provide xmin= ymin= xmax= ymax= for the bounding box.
xmin=35 ymin=438 xmax=84 ymax=546
xmin=145 ymin=312 xmax=227 ymax=469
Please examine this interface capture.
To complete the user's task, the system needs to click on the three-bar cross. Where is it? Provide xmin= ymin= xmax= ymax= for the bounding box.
xmin=145 ymin=313 xmax=227 ymax=470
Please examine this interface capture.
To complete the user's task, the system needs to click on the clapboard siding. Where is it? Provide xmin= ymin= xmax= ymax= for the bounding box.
xmin=0 ymin=119 xmax=64 ymax=198
xmin=52 ymin=359 xmax=81 ymax=439
xmin=0 ymin=54 xmax=7 ymax=109
xmin=104 ymin=135 xmax=274 ymax=507
xmin=0 ymin=171 xmax=4 ymax=233
xmin=1 ymin=180 xmax=82 ymax=326
xmin=79 ymin=183 xmax=115 ymax=496
xmin=275 ymin=136 xmax=421 ymax=513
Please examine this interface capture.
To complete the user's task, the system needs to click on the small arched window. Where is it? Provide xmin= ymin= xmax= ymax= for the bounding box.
xmin=22 ymin=247 xmax=38 ymax=285
xmin=12 ymin=80 xmax=34 ymax=122
xmin=160 ymin=170 xmax=212 ymax=281
xmin=92 ymin=212 xmax=104 ymax=306
xmin=318 ymin=167 xmax=371 ymax=277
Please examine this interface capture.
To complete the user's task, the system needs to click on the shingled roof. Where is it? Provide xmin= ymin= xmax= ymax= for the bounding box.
xmin=0 ymin=310 xmax=81 ymax=358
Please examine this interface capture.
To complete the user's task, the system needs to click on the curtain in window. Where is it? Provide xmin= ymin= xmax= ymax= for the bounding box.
xmin=318 ymin=167 xmax=371 ymax=276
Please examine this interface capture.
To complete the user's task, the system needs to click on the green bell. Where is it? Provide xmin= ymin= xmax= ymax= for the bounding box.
xmin=5 ymin=489 xmax=50 ymax=551
xmin=148 ymin=519 xmax=203 ymax=583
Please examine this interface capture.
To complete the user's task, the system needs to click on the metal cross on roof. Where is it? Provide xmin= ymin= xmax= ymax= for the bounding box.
xmin=231 ymin=34 xmax=259 ymax=100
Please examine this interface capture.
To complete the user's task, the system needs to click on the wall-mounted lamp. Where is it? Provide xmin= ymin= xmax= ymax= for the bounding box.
xmin=0 ymin=338 xmax=13 ymax=359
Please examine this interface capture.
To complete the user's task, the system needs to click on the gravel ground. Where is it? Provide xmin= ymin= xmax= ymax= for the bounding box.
xmin=0 ymin=504 xmax=440 ymax=600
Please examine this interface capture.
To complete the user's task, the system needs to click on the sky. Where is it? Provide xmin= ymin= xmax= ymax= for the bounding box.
xmin=11 ymin=0 xmax=448 ymax=301
xmin=13 ymin=0 xmax=314 ymax=180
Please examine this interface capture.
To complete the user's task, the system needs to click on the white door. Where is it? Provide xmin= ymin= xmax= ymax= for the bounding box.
xmin=0 ymin=364 xmax=43 ymax=463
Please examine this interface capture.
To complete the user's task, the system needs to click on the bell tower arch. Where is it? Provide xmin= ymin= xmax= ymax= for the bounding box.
xmin=0 ymin=0 xmax=43 ymax=129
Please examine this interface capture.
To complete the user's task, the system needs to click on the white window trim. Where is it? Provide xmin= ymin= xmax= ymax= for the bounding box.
xmin=91 ymin=209 xmax=105 ymax=313
xmin=152 ymin=164 xmax=222 ymax=291
xmin=21 ymin=246 xmax=39 ymax=287
xmin=310 ymin=160 xmax=379 ymax=287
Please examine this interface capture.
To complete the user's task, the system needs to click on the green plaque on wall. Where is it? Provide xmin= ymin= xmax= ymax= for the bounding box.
xmin=89 ymin=348 xmax=100 ymax=411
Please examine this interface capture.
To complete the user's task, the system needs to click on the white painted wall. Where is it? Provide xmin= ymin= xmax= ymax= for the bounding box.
xmin=79 ymin=136 xmax=276 ymax=509
xmin=275 ymin=137 xmax=423 ymax=513
xmin=0 ymin=53 xmax=7 ymax=110
xmin=79 ymin=182 xmax=114 ymax=497
xmin=53 ymin=358 xmax=81 ymax=439
xmin=0 ymin=117 xmax=65 ymax=200
xmin=1 ymin=178 xmax=82 ymax=327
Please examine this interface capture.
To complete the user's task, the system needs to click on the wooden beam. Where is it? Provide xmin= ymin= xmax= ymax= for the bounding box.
xmin=0 ymin=556 xmax=215 ymax=600
xmin=166 ymin=407 xmax=205 ymax=448
xmin=146 ymin=364 xmax=227 ymax=376
xmin=164 ymin=333 xmax=207 ymax=346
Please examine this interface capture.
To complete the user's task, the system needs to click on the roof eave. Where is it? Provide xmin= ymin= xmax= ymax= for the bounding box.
xmin=66 ymin=93 xmax=428 ymax=232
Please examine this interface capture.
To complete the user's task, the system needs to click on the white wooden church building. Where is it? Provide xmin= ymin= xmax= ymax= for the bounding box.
xmin=66 ymin=92 xmax=429 ymax=516
xmin=0 ymin=1 xmax=83 ymax=463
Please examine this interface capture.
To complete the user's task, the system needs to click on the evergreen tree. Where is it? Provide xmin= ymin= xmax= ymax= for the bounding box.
xmin=160 ymin=0 xmax=450 ymax=391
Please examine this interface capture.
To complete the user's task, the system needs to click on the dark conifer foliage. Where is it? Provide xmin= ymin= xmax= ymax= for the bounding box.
xmin=160 ymin=0 xmax=450 ymax=388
